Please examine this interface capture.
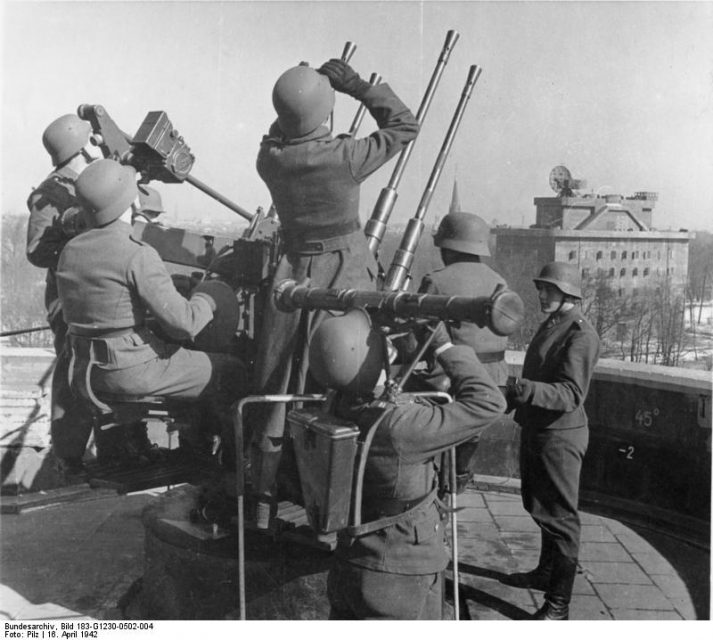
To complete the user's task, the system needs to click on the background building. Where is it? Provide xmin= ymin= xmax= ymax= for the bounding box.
xmin=492 ymin=167 xmax=690 ymax=298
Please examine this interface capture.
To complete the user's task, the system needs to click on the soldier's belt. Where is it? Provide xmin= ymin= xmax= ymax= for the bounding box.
xmin=68 ymin=325 xmax=140 ymax=339
xmin=280 ymin=220 xmax=361 ymax=254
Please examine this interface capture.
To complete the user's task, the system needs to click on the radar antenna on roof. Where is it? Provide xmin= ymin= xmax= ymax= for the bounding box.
xmin=548 ymin=165 xmax=586 ymax=197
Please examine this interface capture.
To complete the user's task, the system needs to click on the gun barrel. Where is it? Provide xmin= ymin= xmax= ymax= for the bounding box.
xmin=382 ymin=64 xmax=483 ymax=292
xmin=341 ymin=41 xmax=357 ymax=63
xmin=274 ymin=279 xmax=524 ymax=336
xmin=348 ymin=72 xmax=382 ymax=137
xmin=365 ymin=30 xmax=459 ymax=255
xmin=185 ymin=175 xmax=254 ymax=221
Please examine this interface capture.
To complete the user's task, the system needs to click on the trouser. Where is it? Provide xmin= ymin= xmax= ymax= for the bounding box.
xmin=49 ymin=315 xmax=95 ymax=461
xmin=88 ymin=340 xmax=246 ymax=469
xmin=520 ymin=425 xmax=588 ymax=559
xmin=327 ymin=560 xmax=443 ymax=620
xmin=250 ymin=237 xmax=377 ymax=497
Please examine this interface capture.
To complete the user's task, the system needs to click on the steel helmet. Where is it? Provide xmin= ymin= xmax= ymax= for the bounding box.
xmin=137 ymin=185 xmax=164 ymax=217
xmin=533 ymin=262 xmax=582 ymax=299
xmin=434 ymin=211 xmax=491 ymax=257
xmin=272 ymin=65 xmax=335 ymax=138
xmin=42 ymin=114 xmax=92 ymax=166
xmin=309 ymin=309 xmax=384 ymax=395
xmin=76 ymin=159 xmax=138 ymax=227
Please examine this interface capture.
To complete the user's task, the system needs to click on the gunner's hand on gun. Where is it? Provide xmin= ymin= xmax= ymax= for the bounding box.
xmin=318 ymin=59 xmax=372 ymax=99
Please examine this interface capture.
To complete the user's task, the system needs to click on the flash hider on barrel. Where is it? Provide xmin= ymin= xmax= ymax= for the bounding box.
xmin=274 ymin=280 xmax=524 ymax=337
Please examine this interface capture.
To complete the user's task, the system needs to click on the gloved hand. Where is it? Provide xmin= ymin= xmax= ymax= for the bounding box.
xmin=505 ymin=377 xmax=534 ymax=408
xmin=426 ymin=321 xmax=453 ymax=360
xmin=318 ymin=59 xmax=372 ymax=99
xmin=190 ymin=279 xmax=227 ymax=313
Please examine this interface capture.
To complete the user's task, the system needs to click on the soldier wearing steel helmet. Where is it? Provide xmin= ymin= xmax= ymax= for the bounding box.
xmin=55 ymin=159 xmax=246 ymax=472
xmin=307 ymin=310 xmax=506 ymax=619
xmin=413 ymin=211 xmax=510 ymax=491
xmin=505 ymin=261 xmax=600 ymax=620
xmin=133 ymin=185 xmax=166 ymax=226
xmin=250 ymin=59 xmax=419 ymax=527
xmin=26 ymin=113 xmax=103 ymax=479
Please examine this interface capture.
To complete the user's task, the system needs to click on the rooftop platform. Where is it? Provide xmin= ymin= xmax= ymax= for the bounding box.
xmin=0 ymin=476 xmax=709 ymax=623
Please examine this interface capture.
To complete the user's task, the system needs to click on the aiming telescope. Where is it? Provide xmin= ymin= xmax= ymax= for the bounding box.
xmin=274 ymin=279 xmax=524 ymax=337
xmin=77 ymin=104 xmax=254 ymax=221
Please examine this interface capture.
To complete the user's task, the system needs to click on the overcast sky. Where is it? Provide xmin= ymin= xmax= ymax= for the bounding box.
xmin=2 ymin=0 xmax=713 ymax=233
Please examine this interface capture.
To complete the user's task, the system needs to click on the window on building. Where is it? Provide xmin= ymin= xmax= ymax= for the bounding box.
xmin=596 ymin=251 xmax=603 ymax=260
xmin=633 ymin=268 xmax=638 ymax=276
xmin=608 ymin=268 xmax=615 ymax=277
xmin=568 ymin=250 xmax=577 ymax=260
xmin=622 ymin=250 xmax=627 ymax=259
xmin=620 ymin=268 xmax=626 ymax=277
xmin=582 ymin=268 xmax=589 ymax=279
xmin=643 ymin=267 xmax=650 ymax=276
xmin=610 ymin=251 xmax=617 ymax=259
xmin=632 ymin=288 xmax=638 ymax=297
xmin=618 ymin=288 xmax=624 ymax=297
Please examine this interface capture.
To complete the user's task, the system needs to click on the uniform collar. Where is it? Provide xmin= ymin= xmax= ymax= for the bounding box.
xmin=266 ymin=122 xmax=332 ymax=146
xmin=546 ymin=306 xmax=580 ymax=327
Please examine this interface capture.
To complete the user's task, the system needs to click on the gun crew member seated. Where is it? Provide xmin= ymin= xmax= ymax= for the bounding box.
xmin=505 ymin=262 xmax=600 ymax=620
xmin=250 ymin=58 xmax=419 ymax=527
xmin=308 ymin=310 xmax=507 ymax=620
xmin=26 ymin=114 xmax=102 ymax=479
xmin=55 ymin=158 xmax=246 ymax=468
xmin=413 ymin=211 xmax=511 ymax=493
xmin=133 ymin=185 xmax=166 ymax=226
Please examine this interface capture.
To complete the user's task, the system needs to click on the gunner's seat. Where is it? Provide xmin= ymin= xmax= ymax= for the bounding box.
xmin=66 ymin=334 xmax=212 ymax=493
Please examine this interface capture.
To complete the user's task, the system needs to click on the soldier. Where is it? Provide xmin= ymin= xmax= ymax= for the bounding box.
xmin=250 ymin=59 xmax=419 ymax=527
xmin=26 ymin=114 xmax=101 ymax=479
xmin=307 ymin=310 xmax=506 ymax=619
xmin=133 ymin=185 xmax=165 ymax=225
xmin=414 ymin=211 xmax=510 ymax=491
xmin=55 ymin=159 xmax=246 ymax=470
xmin=505 ymin=262 xmax=600 ymax=620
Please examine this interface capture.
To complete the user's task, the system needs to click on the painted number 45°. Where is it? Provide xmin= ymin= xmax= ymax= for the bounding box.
xmin=634 ymin=408 xmax=658 ymax=428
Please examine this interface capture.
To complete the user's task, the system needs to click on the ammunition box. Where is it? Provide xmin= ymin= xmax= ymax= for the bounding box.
xmin=288 ymin=409 xmax=360 ymax=534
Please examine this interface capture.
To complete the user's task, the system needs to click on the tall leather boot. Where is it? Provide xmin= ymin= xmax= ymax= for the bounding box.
xmin=249 ymin=447 xmax=282 ymax=529
xmin=505 ymin=530 xmax=554 ymax=589
xmin=532 ymin=553 xmax=578 ymax=620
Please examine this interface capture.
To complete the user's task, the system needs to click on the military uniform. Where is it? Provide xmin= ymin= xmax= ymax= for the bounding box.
xmin=513 ymin=307 xmax=600 ymax=561
xmin=26 ymin=165 xmax=94 ymax=461
xmin=56 ymin=220 xmax=245 ymax=448
xmin=250 ymin=83 xmax=418 ymax=490
xmin=328 ymin=345 xmax=507 ymax=619
xmin=419 ymin=261 xmax=509 ymax=385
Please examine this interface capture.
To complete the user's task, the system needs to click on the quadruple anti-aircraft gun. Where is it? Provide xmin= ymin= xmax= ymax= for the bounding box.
xmin=73 ymin=32 xmax=524 ymax=618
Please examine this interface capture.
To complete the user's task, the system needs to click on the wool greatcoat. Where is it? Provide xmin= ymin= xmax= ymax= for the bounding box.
xmin=251 ymin=83 xmax=419 ymax=461
xmin=512 ymin=306 xmax=600 ymax=559
xmin=27 ymin=165 xmax=95 ymax=460
xmin=328 ymin=345 xmax=507 ymax=619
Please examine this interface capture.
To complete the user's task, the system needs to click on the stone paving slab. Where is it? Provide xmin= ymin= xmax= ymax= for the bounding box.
xmin=582 ymin=561 xmax=653 ymax=584
xmin=579 ymin=541 xmax=634 ymax=562
xmin=593 ymin=583 xmax=675 ymax=611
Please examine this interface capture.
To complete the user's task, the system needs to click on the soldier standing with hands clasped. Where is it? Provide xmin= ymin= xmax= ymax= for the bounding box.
xmin=249 ymin=58 xmax=419 ymax=528
xmin=505 ymin=262 xmax=600 ymax=620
